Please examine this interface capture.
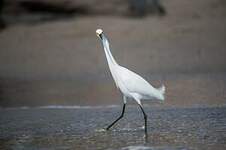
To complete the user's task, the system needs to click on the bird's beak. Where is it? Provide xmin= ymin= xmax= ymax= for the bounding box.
xmin=96 ymin=29 xmax=103 ymax=39
xmin=98 ymin=34 xmax=103 ymax=39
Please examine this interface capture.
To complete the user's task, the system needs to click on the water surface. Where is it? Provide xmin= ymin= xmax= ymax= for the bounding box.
xmin=0 ymin=106 xmax=226 ymax=149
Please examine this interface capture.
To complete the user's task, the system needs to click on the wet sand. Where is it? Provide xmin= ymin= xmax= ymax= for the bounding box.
xmin=0 ymin=72 xmax=226 ymax=107
xmin=0 ymin=0 xmax=226 ymax=108
xmin=0 ymin=106 xmax=226 ymax=150
xmin=0 ymin=0 xmax=226 ymax=107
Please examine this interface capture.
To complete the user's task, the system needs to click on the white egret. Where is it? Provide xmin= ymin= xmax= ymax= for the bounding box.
xmin=96 ymin=29 xmax=165 ymax=133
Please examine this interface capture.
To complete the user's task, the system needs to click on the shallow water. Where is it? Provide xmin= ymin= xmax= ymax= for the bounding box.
xmin=0 ymin=106 xmax=226 ymax=150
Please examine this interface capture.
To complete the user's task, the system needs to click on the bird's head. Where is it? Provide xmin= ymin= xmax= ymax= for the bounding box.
xmin=96 ymin=29 xmax=103 ymax=39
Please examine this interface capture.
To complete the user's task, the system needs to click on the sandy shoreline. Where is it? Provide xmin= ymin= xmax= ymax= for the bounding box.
xmin=0 ymin=0 xmax=226 ymax=107
xmin=0 ymin=72 xmax=225 ymax=107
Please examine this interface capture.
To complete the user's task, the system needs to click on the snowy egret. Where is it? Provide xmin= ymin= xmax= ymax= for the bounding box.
xmin=96 ymin=29 xmax=165 ymax=133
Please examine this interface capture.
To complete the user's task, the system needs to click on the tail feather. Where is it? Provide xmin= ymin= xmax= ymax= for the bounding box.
xmin=158 ymin=85 xmax=165 ymax=95
xmin=157 ymin=85 xmax=165 ymax=101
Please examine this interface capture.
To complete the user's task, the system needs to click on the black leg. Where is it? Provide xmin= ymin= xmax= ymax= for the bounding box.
xmin=139 ymin=104 xmax=147 ymax=133
xmin=106 ymin=103 xmax=126 ymax=130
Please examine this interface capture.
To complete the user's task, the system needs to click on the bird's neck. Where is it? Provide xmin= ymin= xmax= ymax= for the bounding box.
xmin=102 ymin=36 xmax=118 ymax=67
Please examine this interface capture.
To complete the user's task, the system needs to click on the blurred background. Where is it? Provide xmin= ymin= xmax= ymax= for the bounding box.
xmin=0 ymin=0 xmax=225 ymax=107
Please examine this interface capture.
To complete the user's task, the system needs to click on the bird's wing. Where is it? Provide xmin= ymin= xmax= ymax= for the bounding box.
xmin=116 ymin=66 xmax=157 ymax=97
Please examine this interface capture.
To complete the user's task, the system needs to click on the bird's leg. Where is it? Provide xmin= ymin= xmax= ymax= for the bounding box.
xmin=106 ymin=102 xmax=126 ymax=130
xmin=139 ymin=104 xmax=148 ymax=133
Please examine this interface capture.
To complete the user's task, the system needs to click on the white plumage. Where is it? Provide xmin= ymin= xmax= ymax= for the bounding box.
xmin=96 ymin=29 xmax=165 ymax=132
